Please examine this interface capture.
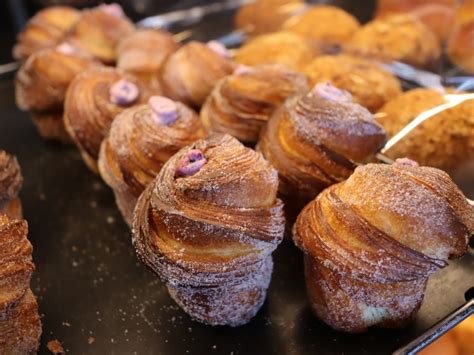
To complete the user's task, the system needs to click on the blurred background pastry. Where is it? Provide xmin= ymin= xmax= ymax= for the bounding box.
xmin=447 ymin=0 xmax=474 ymax=74
xmin=99 ymin=96 xmax=205 ymax=225
xmin=0 ymin=151 xmax=23 ymax=220
xmin=201 ymin=64 xmax=308 ymax=144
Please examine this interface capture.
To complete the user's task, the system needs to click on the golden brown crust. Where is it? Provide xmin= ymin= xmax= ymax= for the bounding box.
xmin=98 ymin=100 xmax=206 ymax=225
xmin=0 ymin=152 xmax=23 ymax=211
xmin=64 ymin=67 xmax=153 ymax=172
xmin=13 ymin=6 xmax=81 ymax=62
xmin=234 ymin=0 xmax=306 ymax=36
xmin=234 ymin=31 xmax=319 ymax=72
xmin=346 ymin=14 xmax=441 ymax=69
xmin=447 ymin=0 xmax=474 ymax=75
xmin=283 ymin=5 xmax=360 ymax=45
xmin=68 ymin=6 xmax=135 ymax=64
xmin=258 ymin=86 xmax=386 ymax=208
xmin=160 ymin=42 xmax=235 ymax=107
xmin=293 ymin=163 xmax=473 ymax=332
xmin=201 ymin=64 xmax=308 ymax=144
xmin=117 ymin=29 xmax=180 ymax=89
xmin=376 ymin=88 xmax=474 ymax=176
xmin=303 ymin=54 xmax=402 ymax=112
xmin=132 ymin=134 xmax=285 ymax=326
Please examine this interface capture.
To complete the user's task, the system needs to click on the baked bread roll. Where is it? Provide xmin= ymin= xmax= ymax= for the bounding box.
xmin=68 ymin=3 xmax=135 ymax=64
xmin=13 ymin=6 xmax=81 ymax=62
xmin=376 ymin=88 xmax=474 ymax=177
xmin=64 ymin=67 xmax=153 ymax=172
xmin=235 ymin=0 xmax=306 ymax=36
xmin=0 ymin=215 xmax=41 ymax=354
xmin=0 ymin=151 xmax=23 ymax=220
xmin=284 ymin=5 xmax=360 ymax=46
xmin=99 ymin=96 xmax=206 ymax=226
xmin=258 ymin=83 xmax=386 ymax=209
xmin=201 ymin=64 xmax=308 ymax=144
xmin=447 ymin=0 xmax=474 ymax=74
xmin=160 ymin=41 xmax=235 ymax=108
xmin=346 ymin=14 xmax=441 ymax=69
xmin=117 ymin=29 xmax=180 ymax=90
xmin=235 ymin=31 xmax=319 ymax=72
xmin=293 ymin=161 xmax=473 ymax=333
xmin=303 ymin=54 xmax=402 ymax=112
xmin=133 ymin=134 xmax=285 ymax=326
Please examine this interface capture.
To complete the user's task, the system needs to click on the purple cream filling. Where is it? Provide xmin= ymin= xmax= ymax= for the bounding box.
xmin=176 ymin=149 xmax=207 ymax=177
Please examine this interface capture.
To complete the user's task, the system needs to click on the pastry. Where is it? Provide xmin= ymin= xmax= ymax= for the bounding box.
xmin=15 ymin=43 xmax=98 ymax=142
xmin=375 ymin=88 xmax=474 ymax=177
xmin=13 ymin=6 xmax=81 ymax=62
xmin=258 ymin=83 xmax=386 ymax=210
xmin=132 ymin=134 xmax=285 ymax=326
xmin=293 ymin=160 xmax=473 ymax=332
xmin=67 ymin=3 xmax=135 ymax=64
xmin=447 ymin=0 xmax=474 ymax=74
xmin=0 ymin=151 xmax=23 ymax=220
xmin=284 ymin=5 xmax=360 ymax=47
xmin=346 ymin=14 xmax=441 ymax=69
xmin=201 ymin=64 xmax=308 ymax=144
xmin=99 ymin=96 xmax=206 ymax=225
xmin=303 ymin=54 xmax=402 ymax=112
xmin=235 ymin=31 xmax=320 ymax=72
xmin=64 ymin=67 xmax=152 ymax=172
xmin=235 ymin=0 xmax=306 ymax=36
xmin=117 ymin=29 xmax=180 ymax=90
xmin=0 ymin=215 xmax=41 ymax=354
xmin=160 ymin=41 xmax=235 ymax=107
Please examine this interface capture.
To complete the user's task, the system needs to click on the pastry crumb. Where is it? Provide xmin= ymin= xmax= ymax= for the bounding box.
xmin=47 ymin=340 xmax=64 ymax=354
xmin=88 ymin=336 xmax=95 ymax=345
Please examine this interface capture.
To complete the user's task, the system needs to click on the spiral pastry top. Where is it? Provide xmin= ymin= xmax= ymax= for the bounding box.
xmin=68 ymin=3 xmax=135 ymax=64
xmin=99 ymin=96 xmax=206 ymax=225
xmin=117 ymin=29 xmax=180 ymax=88
xmin=64 ymin=67 xmax=152 ymax=172
xmin=160 ymin=41 xmax=236 ymax=107
xmin=293 ymin=162 xmax=473 ymax=332
xmin=258 ymin=83 xmax=387 ymax=206
xmin=15 ymin=44 xmax=98 ymax=113
xmin=133 ymin=134 xmax=285 ymax=326
xmin=303 ymin=54 xmax=402 ymax=112
xmin=0 ymin=151 xmax=22 ymax=210
xmin=201 ymin=64 xmax=308 ymax=144
xmin=13 ymin=6 xmax=81 ymax=62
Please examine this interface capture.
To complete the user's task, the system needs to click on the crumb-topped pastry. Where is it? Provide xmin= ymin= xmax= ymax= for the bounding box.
xmin=0 ymin=151 xmax=23 ymax=220
xmin=447 ymin=0 xmax=474 ymax=74
xmin=293 ymin=160 xmax=473 ymax=332
xmin=133 ymin=134 xmax=285 ymax=326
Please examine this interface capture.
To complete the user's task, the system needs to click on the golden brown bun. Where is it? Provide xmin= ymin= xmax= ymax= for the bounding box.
xmin=303 ymin=54 xmax=402 ymax=112
xmin=117 ymin=29 xmax=180 ymax=90
xmin=235 ymin=0 xmax=306 ymax=36
xmin=293 ymin=162 xmax=473 ymax=333
xmin=258 ymin=84 xmax=386 ymax=209
xmin=284 ymin=5 xmax=360 ymax=45
xmin=160 ymin=41 xmax=235 ymax=107
xmin=0 ymin=152 xmax=23 ymax=218
xmin=376 ymin=88 xmax=474 ymax=176
xmin=13 ymin=6 xmax=81 ymax=62
xmin=447 ymin=0 xmax=474 ymax=74
xmin=235 ymin=31 xmax=320 ymax=72
xmin=15 ymin=45 xmax=98 ymax=113
xmin=201 ymin=64 xmax=308 ymax=144
xmin=98 ymin=98 xmax=206 ymax=226
xmin=68 ymin=5 xmax=135 ymax=64
xmin=31 ymin=110 xmax=72 ymax=143
xmin=132 ymin=134 xmax=285 ymax=326
xmin=64 ymin=67 xmax=154 ymax=172
xmin=346 ymin=14 xmax=441 ymax=69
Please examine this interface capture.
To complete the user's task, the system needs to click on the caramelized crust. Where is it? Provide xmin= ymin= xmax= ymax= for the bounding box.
xmin=13 ymin=6 xmax=81 ymax=62
xmin=99 ymin=101 xmax=206 ymax=225
xmin=258 ymin=86 xmax=386 ymax=209
xmin=201 ymin=64 xmax=308 ymax=144
xmin=293 ymin=163 xmax=473 ymax=333
xmin=376 ymin=88 xmax=474 ymax=176
xmin=346 ymin=14 xmax=441 ymax=69
xmin=303 ymin=54 xmax=402 ymax=112
xmin=235 ymin=31 xmax=319 ymax=72
xmin=64 ymin=67 xmax=153 ymax=172
xmin=160 ymin=42 xmax=235 ymax=107
xmin=133 ymin=134 xmax=285 ymax=326
xmin=0 ymin=151 xmax=23 ymax=220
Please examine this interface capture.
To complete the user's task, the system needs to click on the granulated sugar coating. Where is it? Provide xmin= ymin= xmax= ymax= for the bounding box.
xmin=132 ymin=134 xmax=285 ymax=326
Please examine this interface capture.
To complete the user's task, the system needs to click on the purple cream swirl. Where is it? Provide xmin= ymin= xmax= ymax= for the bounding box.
xmin=109 ymin=79 xmax=139 ymax=106
xmin=175 ymin=149 xmax=207 ymax=177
